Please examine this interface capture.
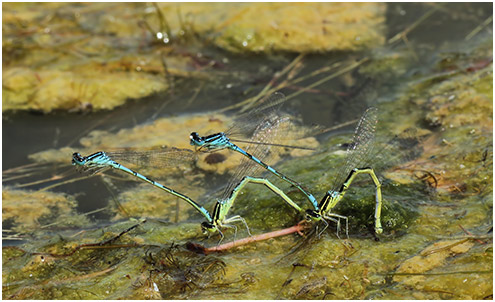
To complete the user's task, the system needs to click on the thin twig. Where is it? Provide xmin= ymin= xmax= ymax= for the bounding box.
xmin=218 ymin=54 xmax=305 ymax=113
xmin=99 ymin=219 xmax=147 ymax=245
xmin=185 ymin=81 xmax=204 ymax=108
xmin=241 ymin=61 xmax=344 ymax=113
xmin=65 ymin=111 xmax=117 ymax=148
xmin=434 ymin=234 xmax=492 ymax=240
xmin=233 ymin=58 xmax=366 ymax=115
xmin=30 ymin=220 xmax=150 ymax=258
xmin=458 ymin=224 xmax=486 ymax=244
xmin=152 ymin=2 xmax=171 ymax=38
xmin=100 ymin=175 xmax=130 ymax=218
xmin=465 ymin=15 xmax=493 ymax=41
xmin=2 ymin=236 xmax=26 ymax=241
xmin=317 ymin=118 xmax=359 ymax=135
xmin=9 ymin=167 xmax=76 ymax=188
xmin=283 ymin=58 xmax=368 ymax=104
xmin=38 ymin=174 xmax=98 ymax=192
xmin=2 ymin=162 xmax=40 ymax=174
xmin=3 ymin=171 xmax=55 ymax=182
xmin=254 ymin=53 xmax=306 ymax=103
xmin=30 ymin=243 xmax=146 ymax=258
xmin=388 ymin=7 xmax=438 ymax=44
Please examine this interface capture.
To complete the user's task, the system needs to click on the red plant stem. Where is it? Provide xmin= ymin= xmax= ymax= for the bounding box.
xmin=458 ymin=224 xmax=486 ymax=244
xmin=205 ymin=221 xmax=309 ymax=254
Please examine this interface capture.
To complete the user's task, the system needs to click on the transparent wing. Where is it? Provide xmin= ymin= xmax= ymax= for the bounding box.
xmin=105 ymin=147 xmax=196 ymax=168
xmin=75 ymin=161 xmax=111 ymax=176
xmin=221 ymin=112 xmax=287 ymax=200
xmin=224 ymin=92 xmax=286 ymax=140
xmin=330 ymin=107 xmax=378 ymax=191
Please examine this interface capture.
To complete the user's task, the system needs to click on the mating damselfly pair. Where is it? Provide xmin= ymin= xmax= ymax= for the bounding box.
xmin=73 ymin=92 xmax=384 ymax=242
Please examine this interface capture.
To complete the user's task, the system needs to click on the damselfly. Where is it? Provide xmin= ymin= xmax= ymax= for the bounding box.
xmin=72 ymin=150 xmax=212 ymax=221
xmin=205 ymin=102 xmax=306 ymax=241
xmin=72 ymin=148 xmax=298 ymax=242
xmin=305 ymin=107 xmax=383 ymax=236
xmin=189 ymin=92 xmax=319 ymax=211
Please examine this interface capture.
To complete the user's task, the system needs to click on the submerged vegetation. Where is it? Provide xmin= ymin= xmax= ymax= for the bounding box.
xmin=3 ymin=2 xmax=493 ymax=300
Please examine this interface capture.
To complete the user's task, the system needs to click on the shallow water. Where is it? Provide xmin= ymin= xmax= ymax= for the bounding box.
xmin=2 ymin=2 xmax=493 ymax=299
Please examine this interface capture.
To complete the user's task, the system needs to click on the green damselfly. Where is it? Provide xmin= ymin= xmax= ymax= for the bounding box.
xmin=190 ymin=92 xmax=319 ymax=211
xmin=305 ymin=107 xmax=383 ymax=236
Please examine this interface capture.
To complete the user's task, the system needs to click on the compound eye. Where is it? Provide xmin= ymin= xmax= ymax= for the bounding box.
xmin=201 ymin=221 xmax=214 ymax=230
xmin=190 ymin=132 xmax=201 ymax=141
xmin=305 ymin=209 xmax=319 ymax=219
xmin=72 ymin=153 xmax=84 ymax=164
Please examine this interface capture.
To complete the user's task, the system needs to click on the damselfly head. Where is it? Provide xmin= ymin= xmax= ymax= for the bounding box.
xmin=305 ymin=209 xmax=321 ymax=221
xmin=190 ymin=132 xmax=203 ymax=145
xmin=201 ymin=221 xmax=217 ymax=236
xmin=72 ymin=152 xmax=86 ymax=166
xmin=72 ymin=152 xmax=108 ymax=175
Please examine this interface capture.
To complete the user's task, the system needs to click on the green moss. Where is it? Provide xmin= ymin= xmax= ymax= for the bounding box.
xmin=359 ymin=49 xmax=413 ymax=80
xmin=472 ymin=72 xmax=493 ymax=99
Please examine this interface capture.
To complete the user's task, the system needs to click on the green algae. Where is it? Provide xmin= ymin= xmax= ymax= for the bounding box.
xmin=4 ymin=134 xmax=429 ymax=298
xmin=213 ymin=3 xmax=386 ymax=53
xmin=3 ymin=5 xmax=493 ymax=300
xmin=2 ymin=2 xmax=387 ymax=113
xmin=109 ymin=179 xmax=208 ymax=223
xmin=2 ymin=67 xmax=168 ymax=113
xmin=400 ymin=45 xmax=493 ymax=196
xmin=5 ymin=90 xmax=492 ymax=299
xmin=2 ymin=3 xmax=200 ymax=113
xmin=150 ymin=3 xmax=386 ymax=53
xmin=2 ymin=220 xmax=253 ymax=299
xmin=2 ymin=188 xmax=91 ymax=236
xmin=386 ymin=239 xmax=492 ymax=300
xmin=358 ymin=48 xmax=414 ymax=81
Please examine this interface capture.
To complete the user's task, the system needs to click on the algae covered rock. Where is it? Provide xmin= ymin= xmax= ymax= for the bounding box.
xmin=2 ymin=67 xmax=167 ymax=113
xmin=213 ymin=3 xmax=386 ymax=53
xmin=391 ymin=239 xmax=491 ymax=299
xmin=2 ymin=188 xmax=90 ymax=235
xmin=150 ymin=2 xmax=386 ymax=53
